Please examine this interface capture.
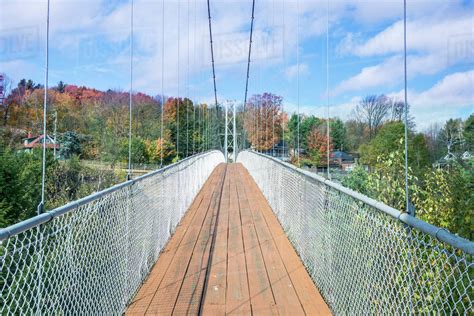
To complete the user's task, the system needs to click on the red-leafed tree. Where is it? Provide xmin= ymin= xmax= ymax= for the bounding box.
xmin=64 ymin=85 xmax=103 ymax=105
xmin=306 ymin=126 xmax=333 ymax=166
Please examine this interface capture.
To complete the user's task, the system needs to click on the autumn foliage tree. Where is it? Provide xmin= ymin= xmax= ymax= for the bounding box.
xmin=243 ymin=93 xmax=283 ymax=151
xmin=145 ymin=130 xmax=176 ymax=164
xmin=306 ymin=126 xmax=333 ymax=166
xmin=163 ymin=97 xmax=197 ymax=158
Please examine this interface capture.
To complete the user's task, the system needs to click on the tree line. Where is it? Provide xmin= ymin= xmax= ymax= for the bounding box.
xmin=241 ymin=93 xmax=472 ymax=239
xmin=1 ymin=76 xmax=472 ymax=239
xmin=0 ymin=76 xmax=224 ymax=227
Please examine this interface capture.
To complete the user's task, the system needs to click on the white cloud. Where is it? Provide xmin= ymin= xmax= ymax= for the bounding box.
xmin=329 ymin=0 xmax=460 ymax=25
xmin=1 ymin=0 xmax=471 ymax=133
xmin=413 ymin=71 xmax=473 ymax=107
xmin=292 ymin=71 xmax=473 ymax=131
xmin=390 ymin=70 xmax=474 ymax=107
xmin=339 ymin=15 xmax=473 ymax=59
xmin=333 ymin=9 xmax=473 ymax=95
xmin=332 ymin=51 xmax=458 ymax=95
xmin=285 ymin=63 xmax=309 ymax=80
xmin=283 ymin=97 xmax=359 ymax=122
xmin=389 ymin=70 xmax=474 ymax=129
xmin=332 ymin=56 xmax=402 ymax=94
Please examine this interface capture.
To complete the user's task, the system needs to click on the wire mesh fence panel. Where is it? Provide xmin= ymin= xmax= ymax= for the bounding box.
xmin=0 ymin=151 xmax=224 ymax=315
xmin=238 ymin=150 xmax=473 ymax=315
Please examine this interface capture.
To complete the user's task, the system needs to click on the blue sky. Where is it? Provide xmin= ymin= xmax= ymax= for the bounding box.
xmin=1 ymin=0 xmax=473 ymax=130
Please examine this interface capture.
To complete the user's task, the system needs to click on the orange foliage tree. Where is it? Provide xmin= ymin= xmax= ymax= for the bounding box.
xmin=243 ymin=93 xmax=283 ymax=151
xmin=306 ymin=125 xmax=333 ymax=166
xmin=145 ymin=130 xmax=176 ymax=164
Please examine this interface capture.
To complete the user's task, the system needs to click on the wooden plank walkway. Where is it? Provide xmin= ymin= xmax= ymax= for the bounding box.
xmin=126 ymin=163 xmax=331 ymax=315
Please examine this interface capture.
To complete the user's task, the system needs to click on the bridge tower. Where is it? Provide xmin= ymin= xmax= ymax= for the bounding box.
xmin=224 ymin=100 xmax=237 ymax=162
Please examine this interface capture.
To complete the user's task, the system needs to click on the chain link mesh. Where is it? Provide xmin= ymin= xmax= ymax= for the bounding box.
xmin=0 ymin=151 xmax=224 ymax=315
xmin=238 ymin=150 xmax=473 ymax=315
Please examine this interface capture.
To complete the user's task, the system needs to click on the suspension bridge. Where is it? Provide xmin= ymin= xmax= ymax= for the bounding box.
xmin=1 ymin=0 xmax=473 ymax=315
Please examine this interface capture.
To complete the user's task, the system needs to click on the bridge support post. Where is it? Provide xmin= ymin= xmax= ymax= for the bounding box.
xmin=223 ymin=100 xmax=237 ymax=162
xmin=233 ymin=101 xmax=237 ymax=162
xmin=224 ymin=104 xmax=228 ymax=162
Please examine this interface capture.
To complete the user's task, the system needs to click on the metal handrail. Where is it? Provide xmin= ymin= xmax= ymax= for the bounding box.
xmin=0 ymin=150 xmax=223 ymax=241
xmin=239 ymin=150 xmax=474 ymax=256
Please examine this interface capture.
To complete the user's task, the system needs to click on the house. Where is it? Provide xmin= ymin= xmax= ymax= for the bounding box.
xmin=270 ymin=140 xmax=289 ymax=160
xmin=434 ymin=151 xmax=472 ymax=168
xmin=23 ymin=133 xmax=59 ymax=152
xmin=330 ymin=151 xmax=357 ymax=171
xmin=461 ymin=151 xmax=472 ymax=161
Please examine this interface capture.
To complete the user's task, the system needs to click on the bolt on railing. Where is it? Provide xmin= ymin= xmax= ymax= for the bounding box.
xmin=238 ymin=150 xmax=473 ymax=315
xmin=0 ymin=151 xmax=225 ymax=315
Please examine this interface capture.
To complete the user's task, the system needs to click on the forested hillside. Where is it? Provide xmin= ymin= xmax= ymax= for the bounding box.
xmin=1 ymin=78 xmax=472 ymax=239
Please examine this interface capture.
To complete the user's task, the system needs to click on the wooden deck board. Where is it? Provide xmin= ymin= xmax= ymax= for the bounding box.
xmin=239 ymin=167 xmax=305 ymax=315
xmin=126 ymin=163 xmax=330 ymax=316
xmin=126 ymin=166 xmax=222 ymax=315
xmin=225 ymin=165 xmax=251 ymax=315
xmin=240 ymin=166 xmax=331 ymax=315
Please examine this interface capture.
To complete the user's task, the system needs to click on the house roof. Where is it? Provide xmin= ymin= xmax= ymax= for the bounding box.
xmin=23 ymin=134 xmax=59 ymax=149
xmin=331 ymin=151 xmax=354 ymax=161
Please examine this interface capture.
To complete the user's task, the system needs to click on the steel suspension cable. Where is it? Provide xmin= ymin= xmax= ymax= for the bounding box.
xmin=37 ymin=1 xmax=50 ymax=304
xmin=257 ymin=30 xmax=262 ymax=153
xmin=326 ymin=0 xmax=330 ymax=179
xmin=186 ymin=0 xmax=190 ymax=157
xmin=177 ymin=0 xmax=181 ymax=159
xmin=39 ymin=0 xmax=50 ymax=215
xmin=160 ymin=0 xmax=165 ymax=167
xmin=272 ymin=0 xmax=275 ymax=156
xmin=128 ymin=0 xmax=134 ymax=179
xmin=207 ymin=106 xmax=210 ymax=150
xmin=192 ymin=103 xmax=195 ymax=154
xmin=193 ymin=0 xmax=197 ymax=154
xmin=206 ymin=0 xmax=218 ymax=112
xmin=403 ymin=0 xmax=411 ymax=216
xmin=206 ymin=0 xmax=219 ymax=150
xmin=403 ymin=6 xmax=415 ymax=313
xmin=296 ymin=0 xmax=300 ymax=166
xmin=281 ymin=0 xmax=286 ymax=158
xmin=243 ymin=0 xmax=256 ymax=150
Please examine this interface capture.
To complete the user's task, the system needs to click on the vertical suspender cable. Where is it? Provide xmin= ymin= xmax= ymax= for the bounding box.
xmin=39 ymin=0 xmax=50 ymax=215
xmin=272 ymin=0 xmax=275 ymax=156
xmin=256 ymin=97 xmax=259 ymax=152
xmin=190 ymin=95 xmax=194 ymax=151
xmin=403 ymin=5 xmax=414 ymax=314
xmin=254 ymin=100 xmax=257 ymax=151
xmin=281 ymin=0 xmax=285 ymax=158
xmin=193 ymin=0 xmax=197 ymax=153
xmin=259 ymin=9 xmax=262 ymax=153
xmin=403 ymin=0 xmax=411 ymax=216
xmin=186 ymin=0 xmax=190 ymax=157
xmin=160 ymin=0 xmax=165 ymax=167
xmin=207 ymin=106 xmax=210 ymax=151
xmin=128 ymin=0 xmax=134 ymax=179
xmin=125 ymin=0 xmax=134 ymax=302
xmin=192 ymin=0 xmax=196 ymax=154
xmin=206 ymin=102 xmax=209 ymax=151
xmin=296 ymin=0 xmax=300 ymax=166
xmin=258 ymin=37 xmax=261 ymax=153
xmin=262 ymin=5 xmax=268 ymax=153
xmin=177 ymin=0 xmax=181 ymax=159
xmin=244 ymin=0 xmax=256 ymax=151
xmin=326 ymin=0 xmax=330 ymax=179
xmin=271 ymin=1 xmax=274 ymax=156
xmin=37 ymin=2 xmax=50 ymax=311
